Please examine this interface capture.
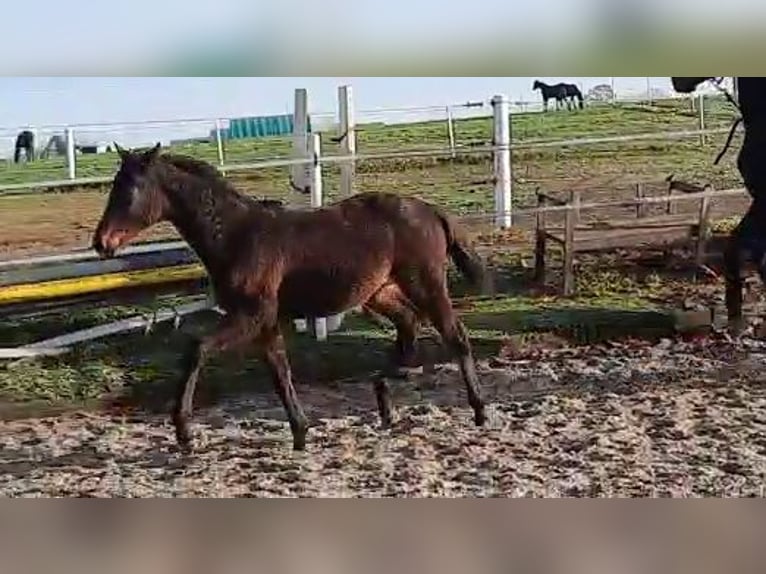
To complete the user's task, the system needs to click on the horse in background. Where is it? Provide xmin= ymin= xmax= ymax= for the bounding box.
xmin=14 ymin=130 xmax=34 ymax=163
xmin=670 ymin=77 xmax=765 ymax=334
xmin=532 ymin=80 xmax=584 ymax=111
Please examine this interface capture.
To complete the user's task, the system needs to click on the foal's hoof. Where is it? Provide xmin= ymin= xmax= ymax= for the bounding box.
xmin=379 ymin=411 xmax=394 ymax=429
xmin=292 ymin=429 xmax=308 ymax=451
xmin=292 ymin=437 xmax=306 ymax=451
xmin=474 ymin=409 xmax=487 ymax=427
xmin=728 ymin=317 xmax=748 ymax=337
xmin=393 ymin=365 xmax=424 ymax=378
xmin=755 ymin=322 xmax=766 ymax=340
xmin=172 ymin=416 xmax=194 ymax=453
xmin=384 ymin=361 xmax=423 ymax=379
xmin=175 ymin=432 xmax=194 ymax=454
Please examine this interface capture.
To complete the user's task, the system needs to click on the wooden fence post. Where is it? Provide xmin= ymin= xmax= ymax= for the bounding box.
xmin=695 ymin=184 xmax=713 ymax=276
xmin=563 ymin=204 xmax=576 ymax=296
xmin=569 ymin=189 xmax=581 ymax=225
xmin=635 ymin=182 xmax=648 ymax=218
xmin=534 ymin=191 xmax=547 ymax=283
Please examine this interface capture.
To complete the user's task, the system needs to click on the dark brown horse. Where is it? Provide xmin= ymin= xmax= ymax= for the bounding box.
xmin=91 ymin=143 xmax=490 ymax=452
xmin=671 ymin=77 xmax=765 ymax=334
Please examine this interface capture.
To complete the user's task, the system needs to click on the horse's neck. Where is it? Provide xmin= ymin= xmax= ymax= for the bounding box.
xmin=161 ymin=171 xmax=253 ymax=271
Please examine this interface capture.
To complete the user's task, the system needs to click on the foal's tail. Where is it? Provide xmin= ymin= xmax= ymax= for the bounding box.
xmin=435 ymin=208 xmax=494 ymax=294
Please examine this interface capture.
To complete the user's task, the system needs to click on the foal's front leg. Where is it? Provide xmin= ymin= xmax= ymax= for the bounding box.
xmin=173 ymin=312 xmax=255 ymax=452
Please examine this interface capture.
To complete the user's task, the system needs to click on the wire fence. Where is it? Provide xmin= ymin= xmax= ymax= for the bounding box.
xmin=0 ymin=80 xmax=738 ymax=193
xmin=0 ymin=80 xmax=746 ymax=269
xmin=0 ymin=108 xmax=738 ymax=193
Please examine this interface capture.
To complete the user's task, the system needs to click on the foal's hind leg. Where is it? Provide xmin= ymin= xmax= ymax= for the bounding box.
xmin=363 ymin=283 xmax=424 ymax=428
xmin=723 ymin=230 xmax=747 ymax=335
xmin=364 ymin=283 xmax=423 ymax=375
xmin=396 ymin=269 xmax=486 ymax=427
xmin=723 ymin=203 xmax=766 ymax=335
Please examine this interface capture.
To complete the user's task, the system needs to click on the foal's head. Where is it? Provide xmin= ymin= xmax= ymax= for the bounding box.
xmin=532 ymin=80 xmax=542 ymax=90
xmin=92 ymin=142 xmax=168 ymax=258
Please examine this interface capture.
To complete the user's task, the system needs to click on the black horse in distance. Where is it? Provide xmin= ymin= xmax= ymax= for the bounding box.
xmin=533 ymin=80 xmax=584 ymax=111
xmin=671 ymin=77 xmax=766 ymax=334
xmin=14 ymin=130 xmax=34 ymax=163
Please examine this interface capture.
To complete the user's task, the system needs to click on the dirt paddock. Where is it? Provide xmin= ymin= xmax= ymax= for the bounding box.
xmin=1 ymin=172 xmax=763 ymax=497
xmin=2 ymin=333 xmax=765 ymax=497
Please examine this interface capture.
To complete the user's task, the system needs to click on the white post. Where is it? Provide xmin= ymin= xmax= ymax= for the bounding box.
xmin=337 ymin=85 xmax=356 ymax=197
xmin=610 ymin=77 xmax=616 ymax=105
xmin=646 ymin=77 xmax=652 ymax=106
xmin=65 ymin=127 xmax=76 ymax=180
xmin=491 ymin=95 xmax=512 ymax=229
xmin=309 ymin=133 xmax=328 ymax=341
xmin=698 ymin=93 xmax=706 ymax=147
xmin=309 ymin=133 xmax=323 ymax=209
xmin=31 ymin=127 xmax=38 ymax=161
xmin=292 ymin=88 xmax=312 ymax=336
xmin=291 ymin=88 xmax=309 ymax=192
xmin=215 ymin=119 xmax=225 ymax=168
xmin=446 ymin=105 xmax=456 ymax=158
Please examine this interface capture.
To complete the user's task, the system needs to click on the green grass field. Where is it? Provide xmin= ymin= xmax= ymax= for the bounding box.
xmin=0 ymin=96 xmax=740 ymax=195
xmin=0 ymin=95 xmax=749 ymax=408
xmin=0 ymin=95 xmax=745 ymax=259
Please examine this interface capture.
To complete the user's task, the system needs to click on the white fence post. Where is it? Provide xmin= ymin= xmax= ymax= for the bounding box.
xmin=338 ymin=84 xmax=356 ymax=197
xmin=65 ymin=127 xmax=76 ymax=180
xmin=491 ymin=95 xmax=512 ymax=229
xmin=446 ymin=105 xmax=456 ymax=159
xmin=31 ymin=128 xmax=39 ymax=161
xmin=214 ymin=119 xmax=225 ymax=169
xmin=308 ymin=133 xmax=329 ymax=341
xmin=291 ymin=88 xmax=310 ymax=192
xmin=291 ymin=88 xmax=315 ymax=337
xmin=646 ymin=77 xmax=652 ymax=106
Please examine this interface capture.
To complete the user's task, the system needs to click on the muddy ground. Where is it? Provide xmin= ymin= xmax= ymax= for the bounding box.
xmin=1 ymin=332 xmax=765 ymax=497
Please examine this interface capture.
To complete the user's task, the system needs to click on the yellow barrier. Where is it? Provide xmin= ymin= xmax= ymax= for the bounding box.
xmin=0 ymin=264 xmax=207 ymax=305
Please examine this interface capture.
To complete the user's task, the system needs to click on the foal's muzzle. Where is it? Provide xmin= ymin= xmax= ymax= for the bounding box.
xmin=92 ymin=237 xmax=114 ymax=259
xmin=92 ymin=229 xmax=124 ymax=259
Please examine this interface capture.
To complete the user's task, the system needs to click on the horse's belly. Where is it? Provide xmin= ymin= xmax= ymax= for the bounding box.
xmin=278 ymin=265 xmax=387 ymax=318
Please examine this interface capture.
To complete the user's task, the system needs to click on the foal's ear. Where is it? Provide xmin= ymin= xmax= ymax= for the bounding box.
xmin=141 ymin=142 xmax=162 ymax=164
xmin=113 ymin=142 xmax=130 ymax=161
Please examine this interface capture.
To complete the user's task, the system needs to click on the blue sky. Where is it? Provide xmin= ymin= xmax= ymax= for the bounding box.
xmin=0 ymin=77 xmax=673 ymax=126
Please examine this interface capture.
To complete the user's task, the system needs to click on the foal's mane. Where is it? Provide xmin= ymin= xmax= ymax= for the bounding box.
xmin=159 ymin=153 xmax=233 ymax=187
xmin=157 ymin=152 xmax=286 ymax=211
